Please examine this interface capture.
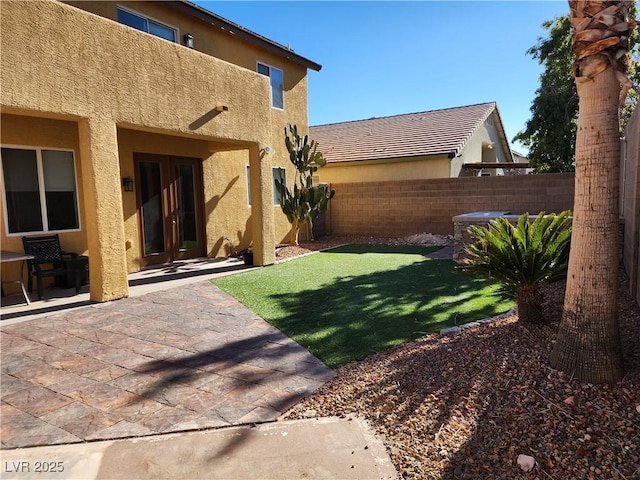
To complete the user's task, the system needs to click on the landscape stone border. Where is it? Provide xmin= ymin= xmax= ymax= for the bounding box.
xmin=440 ymin=307 xmax=518 ymax=335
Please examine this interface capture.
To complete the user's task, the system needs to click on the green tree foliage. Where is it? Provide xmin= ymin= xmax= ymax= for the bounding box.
xmin=514 ymin=16 xmax=580 ymax=173
xmin=276 ymin=124 xmax=335 ymax=246
xmin=462 ymin=211 xmax=572 ymax=324
xmin=514 ymin=8 xmax=638 ymax=173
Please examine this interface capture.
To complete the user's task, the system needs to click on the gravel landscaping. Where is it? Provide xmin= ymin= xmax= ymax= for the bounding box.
xmin=280 ymin=235 xmax=640 ymax=480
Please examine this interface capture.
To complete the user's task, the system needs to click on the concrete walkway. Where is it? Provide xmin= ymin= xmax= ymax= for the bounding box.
xmin=0 ymin=416 xmax=397 ymax=480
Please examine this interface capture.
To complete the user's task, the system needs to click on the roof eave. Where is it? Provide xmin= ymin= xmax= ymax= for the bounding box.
xmin=491 ymin=105 xmax=515 ymax=163
xmin=326 ymin=152 xmax=457 ymax=165
xmin=168 ymin=1 xmax=322 ymax=71
xmin=455 ymin=103 xmax=515 ymax=164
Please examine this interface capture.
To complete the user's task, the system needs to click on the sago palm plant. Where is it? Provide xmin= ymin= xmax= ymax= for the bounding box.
xmin=462 ymin=211 xmax=572 ymax=324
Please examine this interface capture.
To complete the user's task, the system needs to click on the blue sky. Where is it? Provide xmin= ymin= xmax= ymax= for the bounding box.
xmin=195 ymin=1 xmax=569 ymax=153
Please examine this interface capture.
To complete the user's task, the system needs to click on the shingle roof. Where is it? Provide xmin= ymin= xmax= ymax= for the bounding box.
xmin=310 ymin=102 xmax=498 ymax=164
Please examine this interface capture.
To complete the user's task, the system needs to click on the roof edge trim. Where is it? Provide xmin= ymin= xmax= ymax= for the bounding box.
xmin=169 ymin=1 xmax=322 ymax=71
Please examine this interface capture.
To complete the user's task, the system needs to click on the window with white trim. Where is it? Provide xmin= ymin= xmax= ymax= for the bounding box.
xmin=273 ymin=167 xmax=286 ymax=205
xmin=117 ymin=6 xmax=177 ymax=42
xmin=257 ymin=62 xmax=284 ymax=109
xmin=245 ymin=165 xmax=286 ymax=206
xmin=1 ymin=147 xmax=80 ymax=234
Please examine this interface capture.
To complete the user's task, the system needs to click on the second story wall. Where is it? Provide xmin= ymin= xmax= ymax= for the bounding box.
xmin=62 ymin=1 xmax=311 ymax=135
xmin=3 ymin=1 xmax=275 ymax=145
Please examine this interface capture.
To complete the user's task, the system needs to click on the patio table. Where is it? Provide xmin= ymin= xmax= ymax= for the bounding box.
xmin=1 ymin=251 xmax=34 ymax=305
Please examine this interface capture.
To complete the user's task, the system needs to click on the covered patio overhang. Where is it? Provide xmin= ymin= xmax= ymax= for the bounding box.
xmin=0 ymin=255 xmax=256 ymax=325
xmin=1 ymin=0 xmax=282 ymax=304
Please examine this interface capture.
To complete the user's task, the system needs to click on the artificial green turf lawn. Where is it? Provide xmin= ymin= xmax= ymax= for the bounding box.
xmin=213 ymin=244 xmax=514 ymax=368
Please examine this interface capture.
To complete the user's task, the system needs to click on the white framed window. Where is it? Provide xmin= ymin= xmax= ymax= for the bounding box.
xmin=246 ymin=165 xmax=252 ymax=206
xmin=117 ymin=6 xmax=177 ymax=42
xmin=273 ymin=167 xmax=286 ymax=205
xmin=246 ymin=165 xmax=286 ymax=206
xmin=257 ymin=62 xmax=284 ymax=109
xmin=1 ymin=146 xmax=80 ymax=235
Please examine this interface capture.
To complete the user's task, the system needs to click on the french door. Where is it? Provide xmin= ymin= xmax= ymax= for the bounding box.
xmin=134 ymin=153 xmax=204 ymax=267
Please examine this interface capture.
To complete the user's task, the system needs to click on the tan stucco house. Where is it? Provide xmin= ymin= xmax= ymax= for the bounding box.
xmin=0 ymin=0 xmax=321 ymax=302
xmin=310 ymin=102 xmax=519 ymax=183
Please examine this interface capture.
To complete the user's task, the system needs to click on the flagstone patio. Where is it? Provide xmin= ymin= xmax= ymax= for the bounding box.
xmin=1 ymin=281 xmax=335 ymax=449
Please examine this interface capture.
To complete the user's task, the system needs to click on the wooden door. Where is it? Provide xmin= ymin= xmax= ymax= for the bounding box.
xmin=135 ymin=153 xmax=204 ymax=267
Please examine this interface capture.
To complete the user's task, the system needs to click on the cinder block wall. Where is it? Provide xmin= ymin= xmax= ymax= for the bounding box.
xmin=327 ymin=173 xmax=575 ymax=236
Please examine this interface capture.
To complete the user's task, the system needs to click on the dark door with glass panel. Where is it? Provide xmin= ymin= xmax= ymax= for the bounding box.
xmin=134 ymin=154 xmax=204 ymax=267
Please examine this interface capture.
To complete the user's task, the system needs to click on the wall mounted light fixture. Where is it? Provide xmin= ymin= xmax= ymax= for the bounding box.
xmin=122 ymin=177 xmax=134 ymax=192
xmin=262 ymin=146 xmax=275 ymax=155
xmin=184 ymin=33 xmax=194 ymax=48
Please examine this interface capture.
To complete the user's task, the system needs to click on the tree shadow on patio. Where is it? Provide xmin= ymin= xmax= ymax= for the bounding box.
xmin=134 ymin=330 xmax=334 ymax=425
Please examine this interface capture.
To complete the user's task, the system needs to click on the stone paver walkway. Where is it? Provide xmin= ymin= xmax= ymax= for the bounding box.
xmin=1 ymin=281 xmax=335 ymax=449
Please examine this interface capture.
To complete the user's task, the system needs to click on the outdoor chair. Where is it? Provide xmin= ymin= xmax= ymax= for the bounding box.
xmin=22 ymin=234 xmax=80 ymax=300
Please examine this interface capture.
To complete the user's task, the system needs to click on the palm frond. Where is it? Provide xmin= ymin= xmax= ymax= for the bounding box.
xmin=462 ymin=211 xmax=572 ymax=289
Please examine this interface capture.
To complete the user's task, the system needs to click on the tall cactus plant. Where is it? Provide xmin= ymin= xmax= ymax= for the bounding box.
xmin=276 ymin=124 xmax=335 ymax=246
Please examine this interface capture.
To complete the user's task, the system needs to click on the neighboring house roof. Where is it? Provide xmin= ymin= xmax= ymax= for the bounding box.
xmin=310 ymin=102 xmax=511 ymax=164
xmin=512 ymin=150 xmax=529 ymax=163
xmin=167 ymin=1 xmax=322 ymax=72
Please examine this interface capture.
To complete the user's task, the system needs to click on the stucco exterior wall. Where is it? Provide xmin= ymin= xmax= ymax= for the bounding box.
xmin=2 ymin=1 xmax=273 ymax=141
xmin=63 ymin=1 xmax=310 ymax=94
xmin=450 ymin=116 xmax=511 ymax=177
xmin=62 ymin=0 xmax=311 ymax=160
xmin=0 ymin=114 xmax=89 ymax=293
xmin=0 ymin=114 xmax=86 ymax=251
xmin=1 ymin=0 xmax=312 ymax=301
xmin=116 ymin=129 xmax=208 ymax=272
xmin=317 ymin=156 xmax=451 ymax=184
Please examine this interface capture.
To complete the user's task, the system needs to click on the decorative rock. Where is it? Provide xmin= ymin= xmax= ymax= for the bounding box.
xmin=517 ymin=454 xmax=536 ymax=472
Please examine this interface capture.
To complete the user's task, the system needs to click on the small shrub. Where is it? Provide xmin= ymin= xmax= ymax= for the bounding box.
xmin=462 ymin=211 xmax=572 ymax=324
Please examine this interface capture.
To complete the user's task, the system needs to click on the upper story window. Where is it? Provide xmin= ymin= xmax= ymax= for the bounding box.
xmin=257 ymin=62 xmax=284 ymax=109
xmin=117 ymin=6 xmax=177 ymax=42
xmin=1 ymin=147 xmax=80 ymax=235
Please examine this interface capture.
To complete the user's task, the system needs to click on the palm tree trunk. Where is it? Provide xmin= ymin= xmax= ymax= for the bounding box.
xmin=549 ymin=0 xmax=630 ymax=383
xmin=550 ymin=66 xmax=624 ymax=383
xmin=516 ymin=285 xmax=544 ymax=325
